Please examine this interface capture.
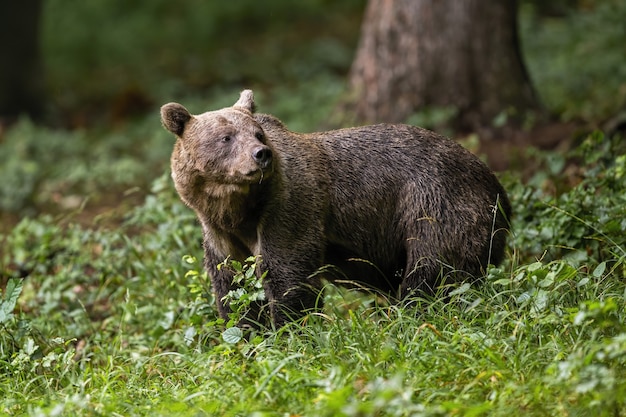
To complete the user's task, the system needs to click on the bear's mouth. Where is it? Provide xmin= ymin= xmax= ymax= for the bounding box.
xmin=243 ymin=167 xmax=272 ymax=184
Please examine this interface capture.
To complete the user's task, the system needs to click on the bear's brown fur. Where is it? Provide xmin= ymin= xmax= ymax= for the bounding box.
xmin=161 ymin=90 xmax=511 ymax=327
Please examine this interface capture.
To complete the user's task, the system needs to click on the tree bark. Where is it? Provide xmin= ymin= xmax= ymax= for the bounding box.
xmin=348 ymin=0 xmax=539 ymax=131
xmin=0 ymin=0 xmax=44 ymax=124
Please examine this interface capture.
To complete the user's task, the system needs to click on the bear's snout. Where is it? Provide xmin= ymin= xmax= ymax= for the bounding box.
xmin=252 ymin=146 xmax=272 ymax=169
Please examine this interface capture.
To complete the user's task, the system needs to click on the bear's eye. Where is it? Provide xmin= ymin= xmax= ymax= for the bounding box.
xmin=221 ymin=136 xmax=231 ymax=143
xmin=255 ymin=132 xmax=264 ymax=141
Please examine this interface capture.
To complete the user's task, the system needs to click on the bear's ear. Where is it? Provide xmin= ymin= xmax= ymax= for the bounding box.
xmin=161 ymin=103 xmax=192 ymax=136
xmin=233 ymin=90 xmax=256 ymax=113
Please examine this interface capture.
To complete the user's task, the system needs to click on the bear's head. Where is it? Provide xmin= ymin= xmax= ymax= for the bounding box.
xmin=161 ymin=90 xmax=274 ymax=202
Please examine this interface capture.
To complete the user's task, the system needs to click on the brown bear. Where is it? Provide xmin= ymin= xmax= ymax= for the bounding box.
xmin=161 ymin=90 xmax=511 ymax=328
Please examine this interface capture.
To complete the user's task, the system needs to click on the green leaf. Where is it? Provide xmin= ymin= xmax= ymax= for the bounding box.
xmin=245 ymin=265 xmax=256 ymax=280
xmin=23 ymin=337 xmax=39 ymax=356
xmin=538 ymin=271 xmax=556 ymax=288
xmin=0 ymin=278 xmax=24 ymax=324
xmin=182 ymin=254 xmax=197 ymax=264
xmin=516 ymin=292 xmax=532 ymax=304
xmin=183 ymin=326 xmax=197 ymax=346
xmin=533 ymin=289 xmax=549 ymax=313
xmin=577 ymin=277 xmax=590 ymax=288
xmin=592 ymin=262 xmax=606 ymax=278
xmin=222 ymin=326 xmax=243 ymax=344
xmin=231 ymin=260 xmax=242 ymax=272
xmin=449 ymin=282 xmax=471 ymax=296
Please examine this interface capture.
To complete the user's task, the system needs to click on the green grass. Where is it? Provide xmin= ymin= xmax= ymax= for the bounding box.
xmin=2 ymin=131 xmax=626 ymax=416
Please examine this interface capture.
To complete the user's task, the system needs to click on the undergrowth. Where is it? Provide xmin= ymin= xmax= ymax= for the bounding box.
xmin=520 ymin=0 xmax=626 ymax=123
xmin=1 ymin=130 xmax=625 ymax=416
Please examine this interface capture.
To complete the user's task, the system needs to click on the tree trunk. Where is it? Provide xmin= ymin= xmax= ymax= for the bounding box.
xmin=0 ymin=0 xmax=44 ymax=124
xmin=348 ymin=0 xmax=539 ymax=131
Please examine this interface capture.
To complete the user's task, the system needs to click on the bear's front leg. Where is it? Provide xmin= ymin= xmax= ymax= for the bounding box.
xmin=259 ymin=244 xmax=324 ymax=328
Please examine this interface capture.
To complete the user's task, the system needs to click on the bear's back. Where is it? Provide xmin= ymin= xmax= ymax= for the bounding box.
xmin=256 ymin=115 xmax=510 ymax=270
xmin=255 ymin=114 xmax=509 ymax=218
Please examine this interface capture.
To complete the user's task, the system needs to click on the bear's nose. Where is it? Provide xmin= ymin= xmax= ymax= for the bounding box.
xmin=252 ymin=146 xmax=272 ymax=169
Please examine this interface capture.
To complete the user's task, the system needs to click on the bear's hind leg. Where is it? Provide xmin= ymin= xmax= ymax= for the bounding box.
xmin=399 ymin=254 xmax=449 ymax=300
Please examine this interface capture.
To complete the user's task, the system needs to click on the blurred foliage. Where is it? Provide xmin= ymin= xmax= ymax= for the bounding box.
xmin=41 ymin=0 xmax=365 ymax=126
xmin=0 ymin=115 xmax=170 ymax=214
xmin=35 ymin=0 xmax=626 ymax=128
xmin=520 ymin=0 xmax=626 ymax=123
